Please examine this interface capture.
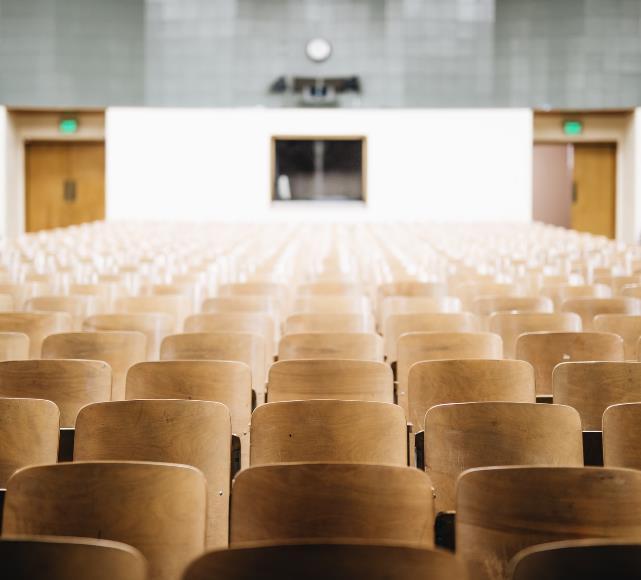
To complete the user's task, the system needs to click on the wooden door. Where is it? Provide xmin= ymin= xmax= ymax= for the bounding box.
xmin=26 ymin=142 xmax=105 ymax=232
xmin=571 ymin=143 xmax=616 ymax=238
xmin=532 ymin=144 xmax=572 ymax=228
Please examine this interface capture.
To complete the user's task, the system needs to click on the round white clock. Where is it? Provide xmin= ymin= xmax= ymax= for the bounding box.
xmin=305 ymin=38 xmax=332 ymax=63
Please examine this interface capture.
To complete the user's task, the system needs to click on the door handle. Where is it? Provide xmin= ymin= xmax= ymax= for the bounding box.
xmin=572 ymin=182 xmax=578 ymax=204
xmin=63 ymin=180 xmax=77 ymax=203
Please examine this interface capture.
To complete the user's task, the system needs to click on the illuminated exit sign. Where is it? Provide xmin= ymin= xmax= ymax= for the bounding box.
xmin=59 ymin=117 xmax=78 ymax=134
xmin=563 ymin=120 xmax=583 ymax=136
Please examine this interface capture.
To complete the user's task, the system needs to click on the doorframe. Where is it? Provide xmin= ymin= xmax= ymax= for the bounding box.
xmin=533 ymin=110 xmax=635 ymax=242
xmin=5 ymin=109 xmax=105 ymax=238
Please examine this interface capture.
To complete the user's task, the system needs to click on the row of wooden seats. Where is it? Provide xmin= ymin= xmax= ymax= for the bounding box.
xmin=5 ymin=459 xmax=641 ymax=579
xmin=7 ymin=392 xmax=641 ymax=511
xmin=3 ymin=535 xmax=641 ymax=579
xmin=4 ymin=347 xmax=641 ymax=440
xmin=5 ymin=222 xmax=641 ymax=579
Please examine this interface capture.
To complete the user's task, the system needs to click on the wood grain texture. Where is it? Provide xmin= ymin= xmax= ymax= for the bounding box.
xmin=0 ymin=332 xmax=30 ymax=361
xmin=554 ymin=361 xmax=641 ymax=430
xmin=424 ymin=402 xmax=583 ymax=512
xmin=488 ymin=312 xmax=581 ymax=359
xmin=25 ymin=295 xmax=99 ymax=331
xmin=279 ymin=332 xmax=383 ymax=362
xmin=185 ymin=312 xmax=275 ymax=358
xmin=593 ymin=314 xmax=641 ymax=359
xmin=25 ymin=141 xmax=105 ymax=232
xmin=184 ymin=542 xmax=467 ymax=580
xmin=284 ymin=313 xmax=374 ymax=334
xmin=0 ymin=282 xmax=52 ymax=310
xmin=510 ymin=539 xmax=641 ymax=580
xmin=562 ymin=297 xmax=641 ymax=330
xmin=397 ymin=332 xmax=502 ymax=417
xmin=457 ymin=466 xmax=641 ymax=580
xmin=0 ymin=293 xmax=14 ymax=311
xmin=202 ymin=295 xmax=279 ymax=315
xmin=3 ymin=461 xmax=206 ymax=580
xmin=408 ymin=359 xmax=535 ymax=431
xmin=0 ymin=312 xmax=72 ymax=358
xmin=292 ymin=295 xmax=370 ymax=315
xmin=160 ymin=332 xmax=265 ymax=393
xmin=74 ymin=399 xmax=231 ymax=548
xmin=517 ymin=332 xmax=624 ymax=396
xmin=385 ymin=312 xmax=480 ymax=362
xmin=542 ymin=284 xmax=612 ymax=310
xmin=42 ymin=331 xmax=146 ymax=401
xmin=0 ymin=359 xmax=111 ymax=427
xmin=267 ymin=359 xmax=393 ymax=403
xmin=455 ymin=283 xmax=524 ymax=310
xmin=297 ymin=282 xmax=365 ymax=295
xmin=0 ymin=536 xmax=147 ymax=580
xmin=473 ymin=296 xmax=553 ymax=330
xmin=380 ymin=296 xmax=462 ymax=331
xmin=230 ymin=463 xmax=434 ymax=547
xmin=84 ymin=313 xmax=174 ymax=360
xmin=603 ymin=403 xmax=641 ymax=469
xmin=126 ymin=359 xmax=252 ymax=441
xmin=0 ymin=398 xmax=59 ymax=487
xmin=250 ymin=399 xmax=406 ymax=466
xmin=115 ymin=295 xmax=190 ymax=333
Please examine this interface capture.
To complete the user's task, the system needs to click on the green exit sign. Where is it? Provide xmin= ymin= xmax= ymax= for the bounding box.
xmin=563 ymin=120 xmax=583 ymax=136
xmin=59 ymin=117 xmax=78 ymax=134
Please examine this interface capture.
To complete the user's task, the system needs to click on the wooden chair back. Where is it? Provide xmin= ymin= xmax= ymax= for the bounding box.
xmin=75 ymin=399 xmax=231 ymax=548
xmin=455 ymin=283 xmax=523 ymax=310
xmin=297 ymin=282 xmax=365 ymax=296
xmin=126 ymin=359 xmax=252 ymax=445
xmin=185 ymin=312 xmax=275 ymax=358
xmin=291 ymin=295 xmax=370 ymax=315
xmin=184 ymin=543 xmax=467 ymax=580
xmin=385 ymin=312 xmax=480 ymax=362
xmin=230 ymin=463 xmax=434 ymax=547
xmin=397 ymin=332 xmax=502 ymax=416
xmin=0 ymin=397 xmax=59 ymax=487
xmin=0 ymin=293 xmax=14 ymax=311
xmin=380 ymin=296 xmax=462 ymax=330
xmin=561 ymin=297 xmax=641 ymax=331
xmin=160 ymin=332 xmax=265 ymax=395
xmin=603 ymin=403 xmax=641 ymax=469
xmin=554 ymin=361 xmax=641 ymax=430
xmin=0 ymin=537 xmax=147 ymax=580
xmin=408 ymin=359 xmax=535 ymax=432
xmin=25 ymin=295 xmax=100 ymax=330
xmin=473 ymin=296 xmax=554 ymax=330
xmin=114 ymin=295 xmax=190 ymax=332
xmin=0 ymin=359 xmax=111 ymax=427
xmin=425 ymin=402 xmax=583 ymax=512
xmin=267 ymin=359 xmax=394 ymax=403
xmin=42 ymin=331 xmax=146 ymax=401
xmin=542 ymin=284 xmax=612 ymax=309
xmin=203 ymin=294 xmax=278 ymax=313
xmin=83 ymin=313 xmax=173 ymax=360
xmin=0 ymin=312 xmax=72 ymax=358
xmin=2 ymin=461 xmax=206 ymax=580
xmin=279 ymin=332 xmax=383 ymax=362
xmin=457 ymin=466 xmax=641 ymax=580
xmin=517 ymin=332 xmax=625 ymax=396
xmin=488 ymin=312 xmax=581 ymax=359
xmin=510 ymin=539 xmax=641 ymax=580
xmin=593 ymin=314 xmax=641 ymax=359
xmin=284 ymin=313 xmax=374 ymax=334
xmin=0 ymin=332 xmax=29 ymax=361
xmin=250 ymin=400 xmax=407 ymax=466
